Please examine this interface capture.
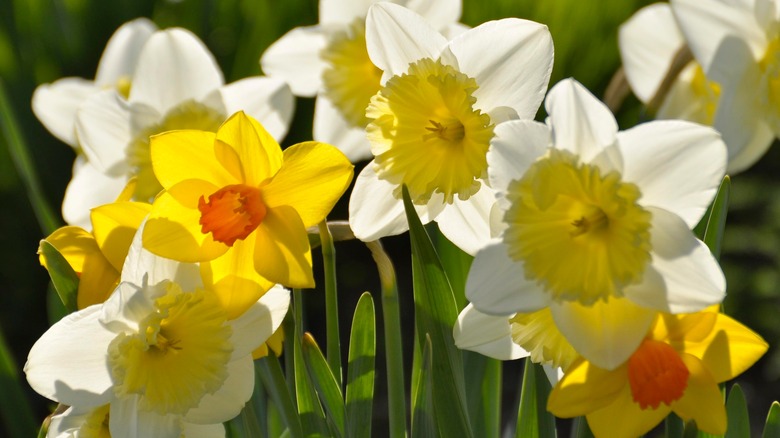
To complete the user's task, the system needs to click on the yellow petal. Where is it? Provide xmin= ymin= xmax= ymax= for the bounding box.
xmin=587 ymin=385 xmax=670 ymax=438
xmin=144 ymin=184 xmax=228 ymax=262
xmin=215 ymin=111 xmax=283 ymax=186
xmin=547 ymin=358 xmax=627 ymax=418
xmin=40 ymin=226 xmax=96 ymax=272
xmin=253 ymin=205 xmax=314 ymax=288
xmin=652 ymin=311 xmax=717 ymax=345
xmin=684 ymin=313 xmax=768 ymax=383
xmin=150 ymin=130 xmax=238 ymax=189
xmin=672 ymin=354 xmax=727 ymax=435
xmin=90 ymin=201 xmax=152 ymax=271
xmin=115 ymin=177 xmax=138 ymax=202
xmin=252 ymin=326 xmax=285 ymax=359
xmin=201 ymin=234 xmax=275 ymax=320
xmin=262 ymin=141 xmax=354 ymax=227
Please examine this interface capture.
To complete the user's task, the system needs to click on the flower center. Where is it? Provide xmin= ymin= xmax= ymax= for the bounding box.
xmin=107 ymin=282 xmax=233 ymax=415
xmin=759 ymin=36 xmax=780 ymax=133
xmin=127 ymin=100 xmax=225 ymax=201
xmin=78 ymin=404 xmax=111 ymax=438
xmin=321 ymin=18 xmax=383 ymax=128
xmin=627 ymin=339 xmax=689 ymax=409
xmin=503 ymin=149 xmax=652 ymax=304
xmin=198 ymin=184 xmax=267 ymax=246
xmin=366 ymin=58 xmax=494 ymax=204
xmin=509 ymin=308 xmax=578 ymax=370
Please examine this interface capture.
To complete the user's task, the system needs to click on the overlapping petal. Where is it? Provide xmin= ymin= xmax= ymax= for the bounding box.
xmin=253 ymin=206 xmax=314 ymax=288
xmin=149 ymin=130 xmax=236 ymax=189
xmin=94 ymin=18 xmax=157 ymax=87
xmin=31 ymin=78 xmax=97 ymax=146
xmin=215 ymin=111 xmax=283 ymax=186
xmin=219 ymin=77 xmax=295 ymax=142
xmin=453 ymin=304 xmax=528 ymax=360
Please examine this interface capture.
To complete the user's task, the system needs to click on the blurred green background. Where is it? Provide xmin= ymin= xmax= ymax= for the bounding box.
xmin=1 ymin=0 xmax=778 ymax=435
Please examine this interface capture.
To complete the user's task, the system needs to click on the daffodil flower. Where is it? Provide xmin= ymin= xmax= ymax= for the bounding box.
xmin=670 ymin=0 xmax=779 ymax=172
xmin=548 ymin=308 xmax=768 ymax=437
xmin=466 ymin=78 xmax=727 ymax=370
xmin=348 ymin=2 xmax=553 ymax=254
xmin=67 ymin=26 xmax=295 ymax=228
xmin=142 ymin=111 xmax=353 ymax=317
xmin=260 ymin=0 xmax=466 ymax=162
xmin=26 ymin=223 xmax=290 ymax=438
xmin=32 ymin=18 xmax=156 ymax=150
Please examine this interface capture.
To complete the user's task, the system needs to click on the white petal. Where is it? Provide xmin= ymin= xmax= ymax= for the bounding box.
xmin=365 ymin=2 xmax=447 ymax=80
xmin=76 ymin=89 xmax=132 ymax=175
xmin=129 ymin=28 xmax=224 ymax=114
xmin=623 ymin=207 xmax=726 ymax=313
xmin=671 ymin=0 xmax=766 ymax=73
xmin=545 ymin=78 xmax=618 ymax=162
xmin=182 ymin=422 xmax=225 ymax=438
xmin=109 ymin=396 xmax=181 ymax=438
xmin=348 ymin=164 xmax=440 ymax=241
xmin=25 ymin=306 xmax=114 ymax=407
xmin=453 ymin=304 xmax=528 ymax=360
xmin=435 ymin=184 xmax=497 ymax=256
xmin=95 ymin=18 xmax=157 ymax=86
xmin=61 ymin=156 xmax=126 ymax=229
xmin=550 ymin=297 xmax=656 ymax=370
xmin=542 ymin=365 xmax=563 ymax=386
xmin=185 ymin=356 xmax=254 ymax=424
xmin=619 ymin=3 xmax=686 ymax=103
xmin=404 ymin=0 xmax=462 ymax=30
xmin=229 ymin=285 xmax=290 ymax=359
xmin=260 ymin=25 xmax=329 ymax=97
xmin=440 ymin=22 xmax=471 ymax=40
xmin=465 ymin=240 xmax=550 ymax=315
xmin=487 ymin=119 xmax=550 ymax=210
xmin=220 ymin=77 xmax=294 ymax=141
xmin=319 ymin=0 xmax=375 ymax=25
xmin=48 ymin=406 xmax=89 ymax=437
xmin=32 ymin=78 xmax=97 ymax=147
xmin=617 ymin=120 xmax=726 ymax=228
xmin=444 ymin=18 xmax=553 ymax=119
xmin=313 ymin=95 xmax=373 ymax=162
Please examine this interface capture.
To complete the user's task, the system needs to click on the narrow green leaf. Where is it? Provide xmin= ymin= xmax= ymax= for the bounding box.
xmin=571 ymin=416 xmax=594 ymax=438
xmin=665 ymin=413 xmax=685 ymax=438
xmin=255 ymin=354 xmax=305 ymax=438
xmin=302 ymin=333 xmax=346 ymax=437
xmin=0 ymin=325 xmax=38 ymax=438
xmin=402 ymin=186 xmax=473 ymax=438
xmin=463 ymin=352 xmax=501 ymax=437
xmin=240 ymin=397 xmax=264 ymax=438
xmin=411 ymin=335 xmax=436 ymax=438
xmin=702 ymin=176 xmax=730 ymax=260
xmin=0 ymin=78 xmax=59 ymax=234
xmin=724 ymin=384 xmax=749 ymax=438
xmin=345 ymin=293 xmax=376 ymax=438
xmin=516 ymin=360 xmax=555 ymax=438
xmin=39 ymin=241 xmax=78 ymax=313
xmin=762 ymin=401 xmax=780 ymax=438
xmin=319 ymin=221 xmax=343 ymax=386
xmin=292 ymin=291 xmax=329 ymax=437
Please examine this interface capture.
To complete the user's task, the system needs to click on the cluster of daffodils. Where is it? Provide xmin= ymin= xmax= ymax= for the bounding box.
xmin=24 ymin=1 xmax=771 ymax=437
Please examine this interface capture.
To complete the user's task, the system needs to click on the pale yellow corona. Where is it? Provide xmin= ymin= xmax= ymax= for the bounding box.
xmin=78 ymin=404 xmax=111 ymax=438
xmin=759 ymin=37 xmax=780 ymax=133
xmin=687 ymin=64 xmax=720 ymax=124
xmin=510 ymin=308 xmax=578 ymax=370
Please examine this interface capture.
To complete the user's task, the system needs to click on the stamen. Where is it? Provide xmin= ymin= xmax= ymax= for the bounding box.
xmin=423 ymin=119 xmax=465 ymax=142
xmin=570 ymin=206 xmax=609 ymax=237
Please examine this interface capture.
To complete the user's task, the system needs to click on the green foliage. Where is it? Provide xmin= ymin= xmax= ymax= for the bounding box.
xmin=412 ymin=335 xmax=436 ymax=437
xmin=256 ymin=354 xmax=304 ymax=438
xmin=302 ymin=333 xmax=346 ymax=437
xmin=0 ymin=326 xmax=37 ymax=438
xmin=38 ymin=241 xmax=78 ymax=314
xmin=345 ymin=293 xmax=376 ymax=438
xmin=763 ymin=401 xmax=780 ymax=438
xmin=725 ymin=384 xmax=749 ymax=438
xmin=515 ymin=360 xmax=555 ymax=438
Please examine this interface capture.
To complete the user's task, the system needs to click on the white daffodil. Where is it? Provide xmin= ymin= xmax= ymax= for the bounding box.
xmin=32 ymin=18 xmax=156 ymax=150
xmin=466 ymin=78 xmax=727 ymax=370
xmin=669 ymin=0 xmax=779 ymax=173
xmin=261 ymin=0 xmax=467 ymax=163
xmin=347 ymin=2 xmax=553 ymax=255
xmin=67 ymin=27 xmax=294 ymax=229
xmin=25 ymin=224 xmax=290 ymax=438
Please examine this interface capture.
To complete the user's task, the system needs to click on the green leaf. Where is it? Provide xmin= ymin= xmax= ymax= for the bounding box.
xmin=345 ymin=293 xmax=376 ymax=438
xmin=463 ymin=352 xmax=501 ymax=437
xmin=292 ymin=291 xmax=329 ymax=437
xmin=402 ymin=187 xmax=473 ymax=438
xmin=411 ymin=335 xmax=436 ymax=438
xmin=665 ymin=413 xmax=685 ymax=438
xmin=39 ymin=241 xmax=79 ymax=313
xmin=255 ymin=354 xmax=305 ymax=438
xmin=702 ymin=176 xmax=730 ymax=260
xmin=319 ymin=221 xmax=343 ymax=386
xmin=571 ymin=416 xmax=595 ymax=438
xmin=0 ymin=324 xmax=38 ymax=438
xmin=762 ymin=401 xmax=780 ymax=438
xmin=302 ymin=333 xmax=346 ymax=437
xmin=725 ymin=384 xmax=749 ymax=438
xmin=515 ymin=360 xmax=555 ymax=438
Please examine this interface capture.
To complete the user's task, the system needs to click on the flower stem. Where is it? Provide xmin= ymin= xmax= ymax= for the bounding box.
xmin=319 ymin=221 xmax=342 ymax=386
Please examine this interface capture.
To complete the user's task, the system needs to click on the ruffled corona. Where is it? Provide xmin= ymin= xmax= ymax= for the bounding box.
xmin=78 ymin=404 xmax=111 ymax=438
xmin=321 ymin=18 xmax=383 ymax=128
xmin=366 ymin=58 xmax=494 ymax=204
xmin=627 ymin=339 xmax=689 ymax=409
xmin=108 ymin=282 xmax=233 ymax=415
xmin=687 ymin=65 xmax=720 ymax=124
xmin=198 ymin=184 xmax=267 ymax=246
xmin=503 ymin=148 xmax=652 ymax=304
xmin=510 ymin=308 xmax=578 ymax=370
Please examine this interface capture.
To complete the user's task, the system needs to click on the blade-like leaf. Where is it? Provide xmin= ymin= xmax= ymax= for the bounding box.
xmin=402 ymin=186 xmax=473 ymax=437
xmin=39 ymin=241 xmax=78 ymax=313
xmin=763 ymin=401 xmax=780 ymax=438
xmin=302 ymin=333 xmax=346 ymax=437
xmin=516 ymin=360 xmax=555 ymax=438
xmin=345 ymin=292 xmax=376 ymax=438
xmin=0 ymin=325 xmax=38 ymax=438
xmin=571 ymin=416 xmax=595 ymax=438
xmin=292 ymin=291 xmax=329 ymax=436
xmin=256 ymin=354 xmax=305 ymax=438
xmin=319 ymin=221 xmax=343 ymax=386
xmin=412 ymin=335 xmax=436 ymax=438
xmin=666 ymin=413 xmax=685 ymax=438
xmin=725 ymin=384 xmax=749 ymax=438
xmin=702 ymin=176 xmax=730 ymax=260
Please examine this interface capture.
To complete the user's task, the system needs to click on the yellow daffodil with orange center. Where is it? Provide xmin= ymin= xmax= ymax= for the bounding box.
xmin=548 ymin=308 xmax=768 ymax=438
xmin=143 ymin=111 xmax=353 ymax=317
xmin=367 ymin=58 xmax=494 ymax=204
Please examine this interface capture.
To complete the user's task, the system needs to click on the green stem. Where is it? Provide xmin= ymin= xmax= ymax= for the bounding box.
xmin=366 ymin=240 xmax=407 ymax=438
xmin=319 ymin=221 xmax=342 ymax=387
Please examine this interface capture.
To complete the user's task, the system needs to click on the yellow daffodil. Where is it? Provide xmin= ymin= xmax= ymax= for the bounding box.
xmin=548 ymin=308 xmax=768 ymax=438
xmin=142 ymin=111 xmax=353 ymax=317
